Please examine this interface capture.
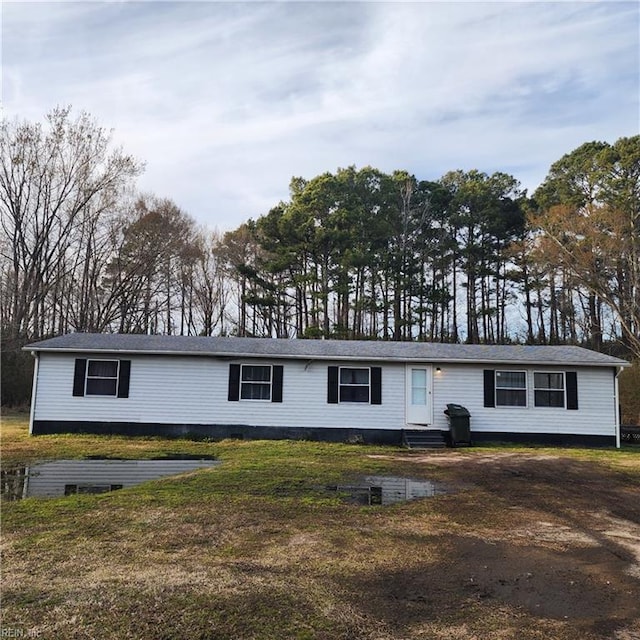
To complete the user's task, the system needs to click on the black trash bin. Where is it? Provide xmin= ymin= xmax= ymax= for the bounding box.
xmin=444 ymin=404 xmax=472 ymax=447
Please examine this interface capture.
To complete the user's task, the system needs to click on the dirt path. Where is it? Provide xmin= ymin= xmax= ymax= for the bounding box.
xmin=367 ymin=451 xmax=640 ymax=638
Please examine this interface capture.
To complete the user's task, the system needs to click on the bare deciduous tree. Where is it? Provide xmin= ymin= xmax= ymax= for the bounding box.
xmin=0 ymin=106 xmax=143 ymax=343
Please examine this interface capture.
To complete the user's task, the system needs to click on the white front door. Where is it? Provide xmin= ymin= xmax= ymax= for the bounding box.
xmin=405 ymin=365 xmax=432 ymax=425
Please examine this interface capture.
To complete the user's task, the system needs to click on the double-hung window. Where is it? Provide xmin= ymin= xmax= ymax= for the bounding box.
xmin=495 ymin=371 xmax=527 ymax=407
xmin=228 ymin=364 xmax=283 ymax=403
xmin=534 ymin=372 xmax=565 ymax=407
xmin=327 ymin=366 xmax=382 ymax=404
xmin=240 ymin=365 xmax=272 ymax=401
xmin=73 ymin=358 xmax=131 ymax=398
xmin=85 ymin=360 xmax=119 ymax=396
xmin=339 ymin=367 xmax=370 ymax=403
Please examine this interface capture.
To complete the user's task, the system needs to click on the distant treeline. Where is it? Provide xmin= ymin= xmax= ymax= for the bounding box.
xmin=1 ymin=108 xmax=638 ymax=408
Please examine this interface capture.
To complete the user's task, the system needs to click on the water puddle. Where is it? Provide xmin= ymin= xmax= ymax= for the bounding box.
xmin=329 ymin=475 xmax=448 ymax=506
xmin=1 ymin=457 xmax=219 ymax=500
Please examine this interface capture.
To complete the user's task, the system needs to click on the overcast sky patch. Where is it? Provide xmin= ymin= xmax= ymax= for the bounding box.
xmin=3 ymin=1 xmax=638 ymax=229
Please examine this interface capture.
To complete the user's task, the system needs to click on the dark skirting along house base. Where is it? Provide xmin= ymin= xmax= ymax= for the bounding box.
xmin=469 ymin=431 xmax=617 ymax=448
xmin=31 ymin=421 xmax=404 ymax=445
xmin=31 ymin=421 xmax=618 ymax=448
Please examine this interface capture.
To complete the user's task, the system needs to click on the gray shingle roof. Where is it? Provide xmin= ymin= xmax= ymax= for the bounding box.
xmin=24 ymin=333 xmax=629 ymax=367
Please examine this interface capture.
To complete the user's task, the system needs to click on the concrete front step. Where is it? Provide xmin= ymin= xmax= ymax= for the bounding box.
xmin=402 ymin=429 xmax=447 ymax=449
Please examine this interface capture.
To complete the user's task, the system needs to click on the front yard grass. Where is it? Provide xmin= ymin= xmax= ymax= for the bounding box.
xmin=2 ymin=412 xmax=639 ymax=639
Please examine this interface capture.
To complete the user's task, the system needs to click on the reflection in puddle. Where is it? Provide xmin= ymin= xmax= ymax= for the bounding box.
xmin=1 ymin=458 xmax=220 ymax=500
xmin=329 ymin=475 xmax=447 ymax=505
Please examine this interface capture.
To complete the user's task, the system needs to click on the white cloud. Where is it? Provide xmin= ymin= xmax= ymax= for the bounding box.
xmin=2 ymin=1 xmax=638 ymax=229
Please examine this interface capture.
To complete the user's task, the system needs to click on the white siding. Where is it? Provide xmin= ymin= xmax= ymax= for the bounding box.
xmin=33 ymin=354 xmax=618 ymax=437
xmin=34 ymin=354 xmax=406 ymax=431
xmin=431 ymin=363 xmax=616 ymax=437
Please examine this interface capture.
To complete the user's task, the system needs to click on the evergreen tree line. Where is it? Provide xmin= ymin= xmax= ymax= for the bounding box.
xmin=1 ymin=108 xmax=638 ymax=407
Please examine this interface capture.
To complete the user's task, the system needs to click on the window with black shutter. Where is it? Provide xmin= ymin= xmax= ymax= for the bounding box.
xmin=328 ymin=366 xmax=379 ymax=404
xmin=73 ymin=358 xmax=130 ymax=398
xmin=228 ymin=363 xmax=283 ymax=402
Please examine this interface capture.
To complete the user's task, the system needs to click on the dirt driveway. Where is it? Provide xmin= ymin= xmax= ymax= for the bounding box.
xmin=365 ymin=451 xmax=640 ymax=639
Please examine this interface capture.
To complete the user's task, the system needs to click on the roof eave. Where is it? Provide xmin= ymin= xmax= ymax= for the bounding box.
xmin=23 ymin=345 xmax=628 ymax=367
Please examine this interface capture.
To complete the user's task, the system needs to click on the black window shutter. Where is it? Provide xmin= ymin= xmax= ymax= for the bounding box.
xmin=371 ymin=367 xmax=382 ymax=404
xmin=327 ymin=366 xmax=339 ymax=404
xmin=271 ymin=365 xmax=283 ymax=403
xmin=73 ymin=359 xmax=87 ymax=396
xmin=566 ymin=372 xmax=578 ymax=410
xmin=483 ymin=369 xmax=495 ymax=407
xmin=117 ymin=360 xmax=131 ymax=398
xmin=228 ymin=364 xmax=241 ymax=401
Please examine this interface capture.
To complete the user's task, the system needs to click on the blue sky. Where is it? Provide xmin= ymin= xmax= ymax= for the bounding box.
xmin=3 ymin=1 xmax=639 ymax=230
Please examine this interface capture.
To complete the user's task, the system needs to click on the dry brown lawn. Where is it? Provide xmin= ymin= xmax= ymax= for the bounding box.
xmin=2 ymin=413 xmax=639 ymax=639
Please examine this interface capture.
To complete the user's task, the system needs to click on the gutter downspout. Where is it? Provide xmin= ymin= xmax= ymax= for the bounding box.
xmin=28 ymin=351 xmax=39 ymax=436
xmin=614 ymin=366 xmax=623 ymax=450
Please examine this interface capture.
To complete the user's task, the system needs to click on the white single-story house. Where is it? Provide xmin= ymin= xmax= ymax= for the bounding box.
xmin=25 ymin=333 xmax=629 ymax=447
